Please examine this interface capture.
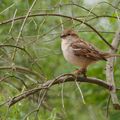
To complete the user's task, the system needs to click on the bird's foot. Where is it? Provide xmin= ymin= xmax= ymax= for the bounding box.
xmin=73 ymin=68 xmax=87 ymax=78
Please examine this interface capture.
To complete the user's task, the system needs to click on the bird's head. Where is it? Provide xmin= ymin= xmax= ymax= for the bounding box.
xmin=60 ymin=29 xmax=79 ymax=42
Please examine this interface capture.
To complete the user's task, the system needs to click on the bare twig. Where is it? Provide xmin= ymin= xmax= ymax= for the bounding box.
xmin=75 ymin=79 xmax=86 ymax=104
xmin=0 ymin=3 xmax=15 ymax=15
xmin=23 ymin=90 xmax=47 ymax=120
xmin=0 ymin=44 xmax=44 ymax=78
xmin=9 ymin=9 xmax=17 ymax=34
xmin=0 ymin=65 xmax=41 ymax=78
xmin=54 ymin=3 xmax=97 ymax=16
xmin=0 ymin=44 xmax=32 ymax=58
xmin=98 ymin=1 xmax=120 ymax=11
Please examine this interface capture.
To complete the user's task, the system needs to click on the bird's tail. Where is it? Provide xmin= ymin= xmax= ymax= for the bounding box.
xmin=103 ymin=53 xmax=120 ymax=58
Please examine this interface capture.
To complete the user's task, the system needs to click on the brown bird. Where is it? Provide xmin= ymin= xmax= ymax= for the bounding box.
xmin=60 ymin=29 xmax=120 ymax=77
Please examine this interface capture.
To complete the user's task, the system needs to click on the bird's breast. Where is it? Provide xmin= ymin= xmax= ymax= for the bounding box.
xmin=61 ymin=40 xmax=94 ymax=67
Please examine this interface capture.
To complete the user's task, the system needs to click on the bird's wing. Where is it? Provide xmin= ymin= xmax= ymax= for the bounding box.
xmin=71 ymin=40 xmax=107 ymax=61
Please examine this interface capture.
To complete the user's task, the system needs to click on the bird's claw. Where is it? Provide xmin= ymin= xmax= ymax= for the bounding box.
xmin=73 ymin=68 xmax=87 ymax=78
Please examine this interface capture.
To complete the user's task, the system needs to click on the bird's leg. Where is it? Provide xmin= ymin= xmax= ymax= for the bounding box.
xmin=74 ymin=68 xmax=87 ymax=77
xmin=82 ymin=68 xmax=87 ymax=78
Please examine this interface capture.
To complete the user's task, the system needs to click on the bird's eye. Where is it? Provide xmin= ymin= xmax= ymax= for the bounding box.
xmin=67 ymin=34 xmax=70 ymax=36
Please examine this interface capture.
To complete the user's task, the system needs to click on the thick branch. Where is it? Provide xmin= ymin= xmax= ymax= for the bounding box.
xmin=8 ymin=74 xmax=111 ymax=107
xmin=106 ymin=29 xmax=120 ymax=109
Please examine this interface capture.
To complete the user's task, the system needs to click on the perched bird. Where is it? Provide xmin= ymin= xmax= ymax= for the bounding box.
xmin=60 ymin=29 xmax=120 ymax=77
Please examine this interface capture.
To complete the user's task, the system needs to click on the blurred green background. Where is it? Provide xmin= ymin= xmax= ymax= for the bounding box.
xmin=0 ymin=0 xmax=120 ymax=119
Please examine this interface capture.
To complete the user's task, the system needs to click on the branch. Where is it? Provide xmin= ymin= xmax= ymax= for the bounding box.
xmin=54 ymin=3 xmax=97 ymax=16
xmin=11 ymin=0 xmax=37 ymax=61
xmin=0 ymin=13 xmax=114 ymax=49
xmin=88 ymin=15 xmax=117 ymax=21
xmin=0 ymin=44 xmax=32 ymax=58
xmin=7 ymin=74 xmax=112 ymax=107
xmin=99 ymin=1 xmax=120 ymax=11
xmin=106 ymin=28 xmax=120 ymax=109
xmin=0 ymin=66 xmax=41 ymax=78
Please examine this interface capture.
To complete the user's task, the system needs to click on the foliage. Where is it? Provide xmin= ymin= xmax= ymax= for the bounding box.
xmin=0 ymin=0 xmax=120 ymax=119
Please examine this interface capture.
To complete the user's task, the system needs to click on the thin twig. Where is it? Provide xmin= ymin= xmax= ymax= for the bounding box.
xmin=0 ymin=44 xmax=32 ymax=58
xmin=11 ymin=0 xmax=37 ymax=60
xmin=61 ymin=83 xmax=65 ymax=109
xmin=75 ymin=79 xmax=86 ymax=104
xmin=0 ymin=3 xmax=15 ymax=15
xmin=23 ymin=90 xmax=47 ymax=120
xmin=54 ymin=3 xmax=97 ymax=16
xmin=98 ymin=1 xmax=120 ymax=11
xmin=0 ymin=65 xmax=41 ymax=78
xmin=9 ymin=9 xmax=17 ymax=34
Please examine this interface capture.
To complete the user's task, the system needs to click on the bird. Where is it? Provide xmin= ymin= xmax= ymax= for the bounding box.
xmin=60 ymin=29 xmax=120 ymax=77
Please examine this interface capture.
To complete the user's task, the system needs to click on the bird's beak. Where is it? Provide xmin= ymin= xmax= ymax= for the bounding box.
xmin=60 ymin=35 xmax=63 ymax=38
xmin=60 ymin=34 xmax=65 ymax=38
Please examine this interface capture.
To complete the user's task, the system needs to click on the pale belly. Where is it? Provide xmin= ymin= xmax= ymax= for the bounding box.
xmin=61 ymin=42 xmax=94 ymax=68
